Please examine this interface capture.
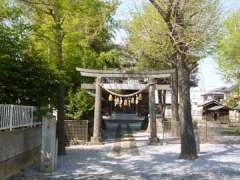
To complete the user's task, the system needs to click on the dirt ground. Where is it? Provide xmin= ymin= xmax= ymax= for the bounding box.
xmin=14 ymin=123 xmax=240 ymax=180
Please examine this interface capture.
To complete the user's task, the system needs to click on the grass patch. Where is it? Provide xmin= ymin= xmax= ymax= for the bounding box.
xmin=223 ymin=127 xmax=240 ymax=136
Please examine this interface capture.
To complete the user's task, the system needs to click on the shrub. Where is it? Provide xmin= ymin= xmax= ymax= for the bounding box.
xmin=65 ymin=89 xmax=94 ymax=120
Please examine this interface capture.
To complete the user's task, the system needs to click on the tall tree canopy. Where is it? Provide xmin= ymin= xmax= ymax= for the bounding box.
xmin=125 ymin=4 xmax=174 ymax=71
xmin=0 ymin=1 xmax=57 ymax=107
xmin=20 ymin=0 xmax=120 ymax=88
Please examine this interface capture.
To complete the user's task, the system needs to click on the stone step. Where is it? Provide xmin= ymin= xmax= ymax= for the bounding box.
xmin=103 ymin=113 xmax=145 ymax=121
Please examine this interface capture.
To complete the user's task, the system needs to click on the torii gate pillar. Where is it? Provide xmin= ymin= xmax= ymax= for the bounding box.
xmin=90 ymin=77 xmax=102 ymax=144
xmin=148 ymin=78 xmax=160 ymax=145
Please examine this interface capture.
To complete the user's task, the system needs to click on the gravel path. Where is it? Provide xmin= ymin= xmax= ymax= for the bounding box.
xmin=15 ymin=131 xmax=240 ymax=180
xmin=111 ymin=123 xmax=139 ymax=157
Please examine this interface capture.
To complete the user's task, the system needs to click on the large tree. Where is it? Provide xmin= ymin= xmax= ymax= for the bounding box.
xmin=19 ymin=0 xmax=119 ymax=155
xmin=149 ymin=0 xmax=220 ymax=159
xmin=125 ymin=2 xmax=199 ymax=138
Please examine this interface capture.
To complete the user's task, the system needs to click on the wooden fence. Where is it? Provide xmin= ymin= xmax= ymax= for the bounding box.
xmin=0 ymin=104 xmax=40 ymax=131
xmin=229 ymin=111 xmax=240 ymax=126
xmin=64 ymin=120 xmax=89 ymax=146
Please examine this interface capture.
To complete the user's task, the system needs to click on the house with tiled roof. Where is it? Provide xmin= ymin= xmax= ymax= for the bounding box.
xmin=200 ymin=100 xmax=230 ymax=123
xmin=201 ymin=87 xmax=227 ymax=103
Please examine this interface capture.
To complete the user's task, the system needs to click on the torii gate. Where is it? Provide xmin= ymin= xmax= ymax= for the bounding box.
xmin=76 ymin=68 xmax=174 ymax=145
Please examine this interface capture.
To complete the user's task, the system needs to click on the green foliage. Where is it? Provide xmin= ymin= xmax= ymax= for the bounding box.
xmin=124 ymin=2 xmax=208 ymax=71
xmin=0 ymin=2 xmax=58 ymax=107
xmin=16 ymin=0 xmax=120 ymax=119
xmin=225 ymin=96 xmax=238 ymax=109
xmin=20 ymin=0 xmax=120 ymax=73
xmin=223 ymin=127 xmax=240 ymax=136
xmin=65 ymin=89 xmax=94 ymax=120
xmin=124 ymin=4 xmax=173 ymax=71
xmin=216 ymin=11 xmax=240 ymax=82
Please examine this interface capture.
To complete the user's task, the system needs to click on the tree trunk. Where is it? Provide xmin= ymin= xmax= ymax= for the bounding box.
xmin=171 ymin=68 xmax=180 ymax=137
xmin=178 ymin=57 xmax=197 ymax=160
xmin=57 ymin=79 xmax=65 ymax=155
xmin=54 ymin=14 xmax=65 ymax=155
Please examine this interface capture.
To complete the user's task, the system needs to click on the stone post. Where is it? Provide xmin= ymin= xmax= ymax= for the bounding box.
xmin=205 ymin=114 xmax=208 ymax=143
xmin=40 ymin=113 xmax=58 ymax=173
xmin=194 ymin=124 xmax=200 ymax=153
xmin=90 ymin=77 xmax=102 ymax=144
xmin=148 ymin=78 xmax=160 ymax=145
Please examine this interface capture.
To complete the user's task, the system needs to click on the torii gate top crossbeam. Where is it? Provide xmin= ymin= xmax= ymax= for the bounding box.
xmin=81 ymin=83 xmax=171 ymax=90
xmin=76 ymin=68 xmax=174 ymax=78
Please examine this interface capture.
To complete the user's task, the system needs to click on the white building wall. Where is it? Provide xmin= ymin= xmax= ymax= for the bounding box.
xmin=161 ymin=88 xmax=204 ymax=120
xmin=191 ymin=88 xmax=204 ymax=120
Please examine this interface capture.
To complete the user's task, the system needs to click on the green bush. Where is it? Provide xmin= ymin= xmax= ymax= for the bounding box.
xmin=65 ymin=89 xmax=94 ymax=120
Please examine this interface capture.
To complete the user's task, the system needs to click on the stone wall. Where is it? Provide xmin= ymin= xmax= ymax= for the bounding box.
xmin=0 ymin=127 xmax=41 ymax=179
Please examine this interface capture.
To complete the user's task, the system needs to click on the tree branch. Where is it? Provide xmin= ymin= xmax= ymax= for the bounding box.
xmin=149 ymin=0 xmax=167 ymax=20
xmin=20 ymin=0 xmax=52 ymax=15
xmin=19 ymin=0 xmax=57 ymax=8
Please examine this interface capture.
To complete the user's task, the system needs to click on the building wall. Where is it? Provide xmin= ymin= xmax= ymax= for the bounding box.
xmin=164 ymin=88 xmax=203 ymax=120
xmin=230 ymin=111 xmax=240 ymax=124
xmin=0 ymin=127 xmax=41 ymax=179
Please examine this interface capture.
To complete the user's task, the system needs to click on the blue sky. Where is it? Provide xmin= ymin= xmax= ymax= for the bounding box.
xmin=113 ymin=0 xmax=240 ymax=91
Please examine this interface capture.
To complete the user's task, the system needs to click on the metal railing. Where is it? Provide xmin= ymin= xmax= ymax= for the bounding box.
xmin=0 ymin=104 xmax=41 ymax=131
